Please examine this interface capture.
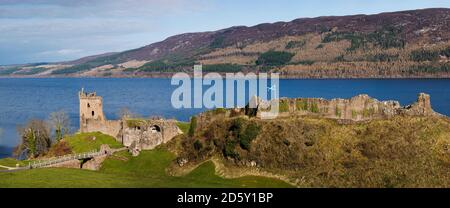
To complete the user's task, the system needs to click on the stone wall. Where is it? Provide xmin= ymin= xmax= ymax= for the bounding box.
xmin=46 ymin=159 xmax=81 ymax=169
xmin=251 ymin=93 xmax=439 ymax=121
xmin=81 ymin=119 xmax=122 ymax=140
xmin=123 ymin=119 xmax=181 ymax=152
xmin=82 ymin=155 xmax=107 ymax=171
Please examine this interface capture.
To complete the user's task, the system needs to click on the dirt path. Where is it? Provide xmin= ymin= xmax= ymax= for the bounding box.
xmin=0 ymin=165 xmax=14 ymax=170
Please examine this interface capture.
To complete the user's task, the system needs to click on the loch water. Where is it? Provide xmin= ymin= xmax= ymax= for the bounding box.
xmin=0 ymin=78 xmax=449 ymax=158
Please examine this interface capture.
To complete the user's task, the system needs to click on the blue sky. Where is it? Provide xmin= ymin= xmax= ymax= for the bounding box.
xmin=1 ymin=0 xmax=450 ymax=65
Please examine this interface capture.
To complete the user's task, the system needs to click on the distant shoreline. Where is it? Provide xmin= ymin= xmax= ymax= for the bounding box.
xmin=2 ymin=75 xmax=450 ymax=79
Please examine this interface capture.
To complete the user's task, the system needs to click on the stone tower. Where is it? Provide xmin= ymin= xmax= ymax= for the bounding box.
xmin=79 ymin=88 xmax=106 ymax=132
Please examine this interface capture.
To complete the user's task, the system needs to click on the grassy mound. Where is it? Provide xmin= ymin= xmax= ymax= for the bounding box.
xmin=178 ymin=115 xmax=450 ymax=187
xmin=0 ymin=148 xmax=292 ymax=188
xmin=64 ymin=132 xmax=123 ymax=153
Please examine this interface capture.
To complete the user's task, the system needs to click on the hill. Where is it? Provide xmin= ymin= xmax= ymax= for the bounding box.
xmin=171 ymin=110 xmax=450 ymax=187
xmin=1 ymin=8 xmax=450 ymax=78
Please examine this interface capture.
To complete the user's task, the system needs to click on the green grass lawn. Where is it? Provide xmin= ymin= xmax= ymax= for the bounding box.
xmin=65 ymin=132 xmax=123 ymax=153
xmin=0 ymin=148 xmax=292 ymax=188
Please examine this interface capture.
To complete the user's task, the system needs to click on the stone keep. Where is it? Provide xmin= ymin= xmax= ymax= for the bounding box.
xmin=79 ymin=89 xmax=106 ymax=131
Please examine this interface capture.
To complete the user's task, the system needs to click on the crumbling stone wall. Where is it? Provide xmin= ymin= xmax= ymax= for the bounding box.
xmin=250 ymin=93 xmax=439 ymax=121
xmin=123 ymin=119 xmax=181 ymax=152
xmin=82 ymin=155 xmax=107 ymax=170
xmin=82 ymin=119 xmax=122 ymax=139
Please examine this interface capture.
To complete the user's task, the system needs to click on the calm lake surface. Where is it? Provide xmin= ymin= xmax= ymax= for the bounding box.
xmin=1 ymin=78 xmax=449 ymax=158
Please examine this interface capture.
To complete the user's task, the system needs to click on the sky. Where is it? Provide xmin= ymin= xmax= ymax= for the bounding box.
xmin=1 ymin=0 xmax=450 ymax=65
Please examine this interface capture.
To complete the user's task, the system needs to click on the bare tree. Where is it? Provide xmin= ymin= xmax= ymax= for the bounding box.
xmin=49 ymin=111 xmax=70 ymax=141
xmin=15 ymin=119 xmax=51 ymax=158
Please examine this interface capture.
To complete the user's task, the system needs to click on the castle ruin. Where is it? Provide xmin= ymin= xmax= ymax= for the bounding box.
xmin=79 ymin=89 xmax=181 ymax=156
xmin=247 ymin=93 xmax=440 ymax=121
xmin=79 ymin=89 xmax=440 ymax=155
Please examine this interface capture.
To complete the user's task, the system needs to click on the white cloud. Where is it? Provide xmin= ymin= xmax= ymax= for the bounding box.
xmin=37 ymin=49 xmax=84 ymax=56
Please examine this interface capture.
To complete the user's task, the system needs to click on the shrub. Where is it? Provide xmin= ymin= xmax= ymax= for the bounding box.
xmin=138 ymin=57 xmax=195 ymax=72
xmin=441 ymin=47 xmax=450 ymax=57
xmin=351 ymin=110 xmax=359 ymax=119
xmin=210 ymin=36 xmax=225 ymax=48
xmin=292 ymin=60 xmax=315 ymax=65
xmin=212 ymin=108 xmax=227 ymax=115
xmin=334 ymin=55 xmax=346 ymax=62
xmin=188 ymin=116 xmax=198 ymax=137
xmin=239 ymin=123 xmax=260 ymax=150
xmin=363 ymin=108 xmax=375 ymax=117
xmin=323 ymin=26 xmax=405 ymax=51
xmin=256 ymin=51 xmax=294 ymax=66
xmin=408 ymin=64 xmax=450 ymax=74
xmin=202 ymin=64 xmax=243 ymax=72
xmin=410 ymin=50 xmax=440 ymax=62
xmin=126 ymin=119 xmax=145 ymax=129
xmin=285 ymin=40 xmax=306 ymax=49
xmin=282 ymin=139 xmax=291 ymax=146
xmin=296 ymin=99 xmax=308 ymax=111
xmin=193 ymin=140 xmax=203 ymax=151
xmin=229 ymin=118 xmax=244 ymax=135
xmin=323 ymin=32 xmax=366 ymax=51
xmin=335 ymin=106 xmax=342 ymax=117
xmin=369 ymin=54 xmax=399 ymax=62
xmin=367 ymin=26 xmax=405 ymax=49
xmin=223 ymin=140 xmax=239 ymax=159
xmin=279 ymin=100 xmax=290 ymax=112
xmin=310 ymin=103 xmax=319 ymax=113
xmin=47 ymin=141 xmax=72 ymax=157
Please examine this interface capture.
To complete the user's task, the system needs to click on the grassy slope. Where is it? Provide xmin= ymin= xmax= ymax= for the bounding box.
xmin=0 ymin=148 xmax=292 ymax=188
xmin=64 ymin=132 xmax=123 ymax=153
